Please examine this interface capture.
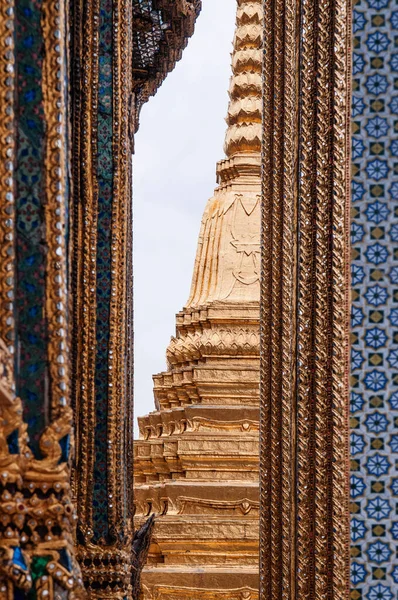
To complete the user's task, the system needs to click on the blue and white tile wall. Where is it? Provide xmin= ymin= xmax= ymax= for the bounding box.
xmin=351 ymin=0 xmax=398 ymax=597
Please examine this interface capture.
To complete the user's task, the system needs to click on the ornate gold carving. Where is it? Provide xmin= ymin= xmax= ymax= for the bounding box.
xmin=187 ymin=0 xmax=262 ymax=309
xmin=26 ymin=408 xmax=73 ymax=477
xmin=173 ymin=497 xmax=259 ymax=516
xmin=224 ymin=0 xmax=261 ymax=158
xmin=0 ymin=0 xmax=15 ymax=360
xmin=0 ymin=341 xmax=15 ymax=407
xmin=134 ymin=494 xmax=260 ymax=518
xmin=21 ymin=409 xmax=83 ymax=596
xmin=70 ymin=0 xmax=166 ymax=592
xmin=0 ymin=0 xmax=84 ymax=592
xmin=70 ymin=0 xmax=136 ymax=553
xmin=167 ymin=326 xmax=259 ymax=367
xmin=70 ymin=0 xmax=135 ymax=584
xmin=21 ymin=0 xmax=85 ymax=595
xmin=260 ymin=0 xmax=351 ymax=595
xmin=132 ymin=0 xmax=202 ymax=123
xmin=107 ymin=0 xmax=134 ymax=541
xmin=77 ymin=545 xmax=132 ymax=599
xmin=144 ymin=586 xmax=259 ymax=600
xmin=187 ymin=193 xmax=260 ymax=306
xmin=137 ymin=406 xmax=259 ymax=442
xmin=41 ymin=0 xmax=70 ymax=413
xmin=331 ymin=0 xmax=352 ymax=595
xmin=0 ymin=387 xmax=31 ymax=595
xmin=70 ymin=0 xmax=100 ymax=538
xmin=0 ymin=394 xmax=28 ymax=479
xmin=0 ymin=401 xmax=83 ymax=597
xmin=0 ymin=36 xmax=15 ymax=593
xmin=188 ymin=418 xmax=259 ymax=434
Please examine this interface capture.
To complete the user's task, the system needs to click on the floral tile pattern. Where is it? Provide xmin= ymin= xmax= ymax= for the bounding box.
xmin=351 ymin=0 xmax=398 ymax=595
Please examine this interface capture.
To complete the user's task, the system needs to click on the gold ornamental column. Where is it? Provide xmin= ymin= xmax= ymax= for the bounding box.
xmin=70 ymin=0 xmax=134 ymax=596
xmin=70 ymin=0 xmax=201 ymax=596
xmin=0 ymin=0 xmax=84 ymax=595
xmin=260 ymin=0 xmax=352 ymax=597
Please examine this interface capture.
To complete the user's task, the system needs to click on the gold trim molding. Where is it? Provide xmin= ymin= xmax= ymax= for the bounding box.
xmin=260 ymin=0 xmax=352 ymax=596
xmin=143 ymin=585 xmax=259 ymax=600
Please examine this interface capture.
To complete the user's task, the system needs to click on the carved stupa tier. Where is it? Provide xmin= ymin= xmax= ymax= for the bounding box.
xmin=134 ymin=2 xmax=261 ymax=598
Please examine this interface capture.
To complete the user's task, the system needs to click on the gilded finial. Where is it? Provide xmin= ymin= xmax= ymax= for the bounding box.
xmin=224 ymin=0 xmax=262 ymax=157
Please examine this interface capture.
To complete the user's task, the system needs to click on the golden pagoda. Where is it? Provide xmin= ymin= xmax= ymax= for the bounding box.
xmin=134 ymin=1 xmax=261 ymax=597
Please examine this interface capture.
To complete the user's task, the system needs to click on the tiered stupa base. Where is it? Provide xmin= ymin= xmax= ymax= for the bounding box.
xmin=134 ymin=306 xmax=260 ymax=599
xmin=135 ymin=419 xmax=259 ymax=599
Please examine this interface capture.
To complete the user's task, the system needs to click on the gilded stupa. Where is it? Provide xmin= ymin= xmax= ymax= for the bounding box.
xmin=134 ymin=1 xmax=261 ymax=597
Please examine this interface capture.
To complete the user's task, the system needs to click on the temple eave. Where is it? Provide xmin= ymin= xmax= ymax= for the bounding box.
xmin=132 ymin=0 xmax=202 ymax=126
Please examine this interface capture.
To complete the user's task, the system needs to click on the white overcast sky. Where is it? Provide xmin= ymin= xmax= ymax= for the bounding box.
xmin=133 ymin=0 xmax=237 ymax=433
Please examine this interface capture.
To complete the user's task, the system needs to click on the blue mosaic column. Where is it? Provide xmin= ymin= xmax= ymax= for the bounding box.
xmin=0 ymin=0 xmax=84 ymax=596
xmin=351 ymin=1 xmax=398 ymax=596
xmin=70 ymin=0 xmax=134 ymax=594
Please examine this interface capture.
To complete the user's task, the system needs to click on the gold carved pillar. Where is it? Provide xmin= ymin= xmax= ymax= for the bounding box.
xmin=0 ymin=0 xmax=25 ymax=590
xmin=70 ymin=0 xmax=134 ymax=596
xmin=260 ymin=0 xmax=352 ymax=597
xmin=0 ymin=0 xmax=84 ymax=595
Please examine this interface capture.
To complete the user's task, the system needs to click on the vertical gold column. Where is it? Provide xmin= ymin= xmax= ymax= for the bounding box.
xmin=260 ymin=0 xmax=352 ymax=596
xmin=0 ymin=0 xmax=15 ymax=358
xmin=70 ymin=0 xmax=134 ymax=595
xmin=0 ymin=0 xmax=84 ymax=594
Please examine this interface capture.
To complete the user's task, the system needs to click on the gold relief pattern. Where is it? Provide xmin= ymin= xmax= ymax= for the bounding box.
xmin=70 ymin=0 xmax=135 ymax=593
xmin=0 ymin=0 xmax=15 ymax=360
xmin=131 ymin=0 xmax=201 ymax=125
xmin=0 ymin=390 xmax=30 ymax=596
xmin=135 ymin=496 xmax=259 ymax=519
xmin=0 ymin=24 xmax=16 ymax=586
xmin=187 ymin=194 xmax=261 ymax=306
xmin=70 ymin=0 xmax=99 ymax=541
xmin=0 ymin=0 xmax=83 ymax=594
xmin=41 ymin=0 xmax=70 ymax=414
xmin=137 ymin=405 xmax=259 ymax=440
xmin=188 ymin=417 xmax=259 ymax=433
xmin=143 ymin=586 xmax=259 ymax=600
xmin=0 ymin=340 xmax=14 ymax=405
xmin=260 ymin=0 xmax=351 ymax=597
xmin=166 ymin=326 xmax=260 ymax=367
xmin=172 ymin=496 xmax=259 ymax=516
xmin=16 ymin=0 xmax=83 ymax=591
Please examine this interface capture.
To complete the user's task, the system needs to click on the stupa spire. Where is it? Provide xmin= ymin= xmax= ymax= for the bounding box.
xmin=224 ymin=0 xmax=262 ymax=158
xmin=185 ymin=0 xmax=262 ymax=309
xmin=134 ymin=3 xmax=262 ymax=596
